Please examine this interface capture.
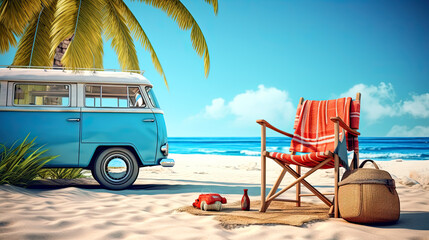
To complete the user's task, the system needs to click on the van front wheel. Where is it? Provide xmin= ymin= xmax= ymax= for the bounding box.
xmin=92 ymin=148 xmax=139 ymax=190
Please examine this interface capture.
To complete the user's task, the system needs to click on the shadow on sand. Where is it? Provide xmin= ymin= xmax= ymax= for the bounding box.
xmin=367 ymin=211 xmax=429 ymax=231
xmin=26 ymin=178 xmax=333 ymax=197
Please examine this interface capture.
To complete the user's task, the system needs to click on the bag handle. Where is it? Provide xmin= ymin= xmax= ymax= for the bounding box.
xmin=359 ymin=159 xmax=380 ymax=169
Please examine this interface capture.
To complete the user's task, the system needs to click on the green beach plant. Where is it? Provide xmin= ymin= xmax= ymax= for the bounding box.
xmin=38 ymin=168 xmax=85 ymax=179
xmin=0 ymin=135 xmax=58 ymax=186
xmin=0 ymin=0 xmax=218 ymax=88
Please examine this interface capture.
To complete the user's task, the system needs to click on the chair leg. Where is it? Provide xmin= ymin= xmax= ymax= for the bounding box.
xmin=334 ymin=154 xmax=339 ymax=218
xmin=260 ymin=153 xmax=267 ymax=212
xmin=261 ymin=168 xmax=288 ymax=212
xmin=267 ymin=168 xmax=287 ymax=199
xmin=333 ymin=120 xmax=340 ymax=218
xmin=329 ymin=205 xmax=334 ymax=216
xmin=296 ymin=165 xmax=301 ymax=207
xmin=260 ymin=125 xmax=267 ymax=212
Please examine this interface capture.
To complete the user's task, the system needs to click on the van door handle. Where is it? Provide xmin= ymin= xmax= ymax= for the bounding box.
xmin=67 ymin=118 xmax=80 ymax=122
xmin=143 ymin=118 xmax=155 ymax=122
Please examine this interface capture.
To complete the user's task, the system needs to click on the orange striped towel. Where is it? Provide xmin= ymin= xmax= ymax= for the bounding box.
xmin=290 ymin=97 xmax=352 ymax=153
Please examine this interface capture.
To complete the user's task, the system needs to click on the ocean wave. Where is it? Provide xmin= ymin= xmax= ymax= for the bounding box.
xmin=358 ymin=138 xmax=429 ymax=144
xmin=168 ymin=137 xmax=429 ymax=160
xmin=240 ymin=150 xmax=261 ymax=156
xmin=281 ymin=147 xmax=290 ymax=152
xmin=264 ymin=147 xmax=290 ymax=152
xmin=267 ymin=147 xmax=279 ymax=151
xmin=359 ymin=152 xmax=425 ymax=160
xmin=195 ymin=149 xmax=228 ymax=154
xmin=360 ymin=146 xmax=429 ymax=151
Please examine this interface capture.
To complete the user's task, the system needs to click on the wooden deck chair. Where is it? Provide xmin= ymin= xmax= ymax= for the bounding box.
xmin=257 ymin=93 xmax=361 ymax=218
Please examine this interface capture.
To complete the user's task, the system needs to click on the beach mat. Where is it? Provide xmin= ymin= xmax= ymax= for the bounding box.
xmin=177 ymin=200 xmax=329 ymax=228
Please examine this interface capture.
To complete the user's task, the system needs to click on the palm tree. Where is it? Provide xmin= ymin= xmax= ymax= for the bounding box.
xmin=0 ymin=0 xmax=218 ymax=87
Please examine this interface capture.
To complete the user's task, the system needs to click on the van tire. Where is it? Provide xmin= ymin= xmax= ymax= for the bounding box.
xmin=91 ymin=168 xmax=99 ymax=183
xmin=92 ymin=147 xmax=139 ymax=190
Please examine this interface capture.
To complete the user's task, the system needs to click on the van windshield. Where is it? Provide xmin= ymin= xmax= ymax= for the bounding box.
xmin=145 ymin=87 xmax=159 ymax=108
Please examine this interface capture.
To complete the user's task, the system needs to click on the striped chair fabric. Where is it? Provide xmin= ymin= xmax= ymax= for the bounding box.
xmin=269 ymin=97 xmax=360 ymax=168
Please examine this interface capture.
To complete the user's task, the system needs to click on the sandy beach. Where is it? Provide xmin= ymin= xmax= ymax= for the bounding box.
xmin=0 ymin=154 xmax=428 ymax=240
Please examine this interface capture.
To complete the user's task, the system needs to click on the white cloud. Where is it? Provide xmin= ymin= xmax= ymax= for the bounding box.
xmin=341 ymin=83 xmax=429 ymax=122
xmin=340 ymin=83 xmax=429 ymax=136
xmin=228 ymin=85 xmax=295 ymax=126
xmin=204 ymin=98 xmax=227 ymax=119
xmin=201 ymin=85 xmax=295 ymax=127
xmin=401 ymin=93 xmax=429 ymax=118
xmin=386 ymin=125 xmax=429 ymax=137
xmin=340 ymin=82 xmax=399 ymax=122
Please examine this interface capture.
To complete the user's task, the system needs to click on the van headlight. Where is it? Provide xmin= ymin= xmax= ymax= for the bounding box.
xmin=161 ymin=143 xmax=168 ymax=156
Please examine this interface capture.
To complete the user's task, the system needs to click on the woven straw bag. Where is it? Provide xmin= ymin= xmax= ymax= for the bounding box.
xmin=338 ymin=159 xmax=400 ymax=224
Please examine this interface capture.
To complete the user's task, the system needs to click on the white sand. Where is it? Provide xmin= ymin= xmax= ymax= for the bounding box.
xmin=1 ymin=154 xmax=428 ymax=240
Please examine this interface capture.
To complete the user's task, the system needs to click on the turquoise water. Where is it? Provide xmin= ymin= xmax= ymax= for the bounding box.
xmin=168 ymin=137 xmax=429 ymax=161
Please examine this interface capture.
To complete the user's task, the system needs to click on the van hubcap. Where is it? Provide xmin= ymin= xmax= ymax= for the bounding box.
xmin=105 ymin=154 xmax=130 ymax=182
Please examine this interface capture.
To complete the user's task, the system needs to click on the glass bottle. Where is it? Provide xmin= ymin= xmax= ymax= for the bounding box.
xmin=241 ymin=189 xmax=250 ymax=211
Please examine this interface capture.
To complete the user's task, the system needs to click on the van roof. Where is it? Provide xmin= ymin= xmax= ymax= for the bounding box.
xmin=0 ymin=68 xmax=152 ymax=86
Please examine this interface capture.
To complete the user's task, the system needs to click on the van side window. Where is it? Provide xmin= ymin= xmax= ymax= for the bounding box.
xmin=101 ymin=86 xmax=127 ymax=107
xmin=128 ymin=87 xmax=146 ymax=108
xmin=14 ymin=84 xmax=70 ymax=106
xmin=85 ymin=85 xmax=143 ymax=108
xmin=85 ymin=85 xmax=101 ymax=107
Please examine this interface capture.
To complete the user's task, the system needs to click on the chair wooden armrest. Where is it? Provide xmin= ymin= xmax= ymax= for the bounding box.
xmin=330 ymin=117 xmax=360 ymax=136
xmin=256 ymin=119 xmax=294 ymax=138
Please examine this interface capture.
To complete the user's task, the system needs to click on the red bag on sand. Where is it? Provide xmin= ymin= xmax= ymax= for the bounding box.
xmin=193 ymin=194 xmax=227 ymax=211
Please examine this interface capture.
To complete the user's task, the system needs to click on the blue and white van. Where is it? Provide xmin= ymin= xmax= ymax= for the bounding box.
xmin=0 ymin=67 xmax=174 ymax=190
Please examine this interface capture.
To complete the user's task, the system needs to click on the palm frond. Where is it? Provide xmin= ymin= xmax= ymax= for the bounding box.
xmin=12 ymin=1 xmax=57 ymax=66
xmin=0 ymin=0 xmax=51 ymax=52
xmin=191 ymin=23 xmax=210 ymax=77
xmin=103 ymin=0 xmax=139 ymax=71
xmin=136 ymin=0 xmax=213 ymax=77
xmin=202 ymin=0 xmax=218 ymax=15
xmin=116 ymin=1 xmax=168 ymax=88
xmin=0 ymin=22 xmax=17 ymax=53
xmin=50 ymin=0 xmax=103 ymax=69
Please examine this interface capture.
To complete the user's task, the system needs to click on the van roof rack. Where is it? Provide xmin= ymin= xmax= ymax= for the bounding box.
xmin=0 ymin=65 xmax=145 ymax=75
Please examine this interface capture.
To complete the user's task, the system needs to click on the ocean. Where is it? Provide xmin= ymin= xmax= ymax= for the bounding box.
xmin=168 ymin=137 xmax=429 ymax=161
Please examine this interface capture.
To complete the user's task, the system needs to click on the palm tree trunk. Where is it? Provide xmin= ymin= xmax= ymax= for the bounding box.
xmin=53 ymin=36 xmax=73 ymax=67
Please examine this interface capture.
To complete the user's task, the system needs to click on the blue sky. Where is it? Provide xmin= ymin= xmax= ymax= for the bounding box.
xmin=1 ymin=0 xmax=428 ymax=137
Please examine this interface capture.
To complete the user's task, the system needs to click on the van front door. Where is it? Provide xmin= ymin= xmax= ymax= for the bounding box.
xmin=80 ymin=85 xmax=158 ymax=166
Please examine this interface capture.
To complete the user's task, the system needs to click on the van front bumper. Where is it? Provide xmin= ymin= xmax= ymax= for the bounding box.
xmin=160 ymin=159 xmax=175 ymax=167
